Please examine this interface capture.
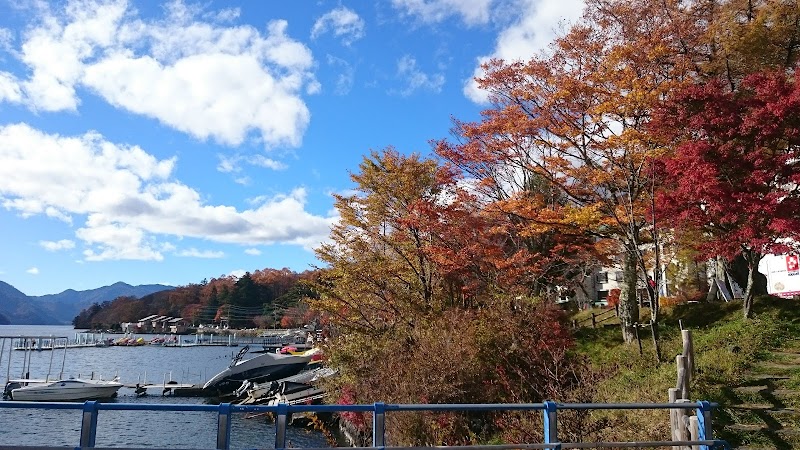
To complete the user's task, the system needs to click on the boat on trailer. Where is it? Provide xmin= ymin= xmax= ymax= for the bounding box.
xmin=10 ymin=378 xmax=123 ymax=401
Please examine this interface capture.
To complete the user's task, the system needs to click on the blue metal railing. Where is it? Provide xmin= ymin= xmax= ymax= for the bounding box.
xmin=0 ymin=400 xmax=730 ymax=450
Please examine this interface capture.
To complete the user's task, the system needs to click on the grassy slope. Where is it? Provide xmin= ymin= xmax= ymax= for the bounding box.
xmin=571 ymin=296 xmax=800 ymax=444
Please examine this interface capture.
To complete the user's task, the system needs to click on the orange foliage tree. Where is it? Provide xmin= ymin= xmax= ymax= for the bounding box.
xmin=310 ymin=149 xmax=585 ymax=445
xmin=436 ymin=0 xmax=712 ymax=342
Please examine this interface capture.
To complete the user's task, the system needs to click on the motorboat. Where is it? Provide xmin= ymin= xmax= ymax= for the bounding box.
xmin=203 ymin=345 xmax=320 ymax=395
xmin=235 ymin=361 xmax=337 ymax=405
xmin=234 ymin=362 xmax=335 ymax=399
xmin=10 ymin=378 xmax=123 ymax=402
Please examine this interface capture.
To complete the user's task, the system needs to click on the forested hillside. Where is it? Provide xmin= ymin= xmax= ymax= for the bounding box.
xmin=72 ymin=268 xmax=319 ymax=330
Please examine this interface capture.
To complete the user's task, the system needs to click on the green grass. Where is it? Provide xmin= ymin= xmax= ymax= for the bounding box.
xmin=570 ymin=296 xmax=800 ymax=446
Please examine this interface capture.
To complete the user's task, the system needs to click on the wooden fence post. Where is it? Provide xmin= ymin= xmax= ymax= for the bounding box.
xmin=676 ymin=355 xmax=689 ymax=400
xmin=682 ymin=329 xmax=694 ymax=382
xmin=635 ymin=323 xmax=643 ymax=355
xmin=688 ymin=415 xmax=700 ymax=450
xmin=591 ymin=313 xmax=596 ymax=328
xmin=676 ymin=399 xmax=691 ymax=450
xmin=669 ymin=387 xmax=679 ymax=449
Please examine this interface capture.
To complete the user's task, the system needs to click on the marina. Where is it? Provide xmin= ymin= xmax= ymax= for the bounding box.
xmin=7 ymin=328 xmax=314 ymax=350
xmin=0 ymin=324 xmax=329 ymax=448
xmin=0 ymin=331 xmax=326 ymax=401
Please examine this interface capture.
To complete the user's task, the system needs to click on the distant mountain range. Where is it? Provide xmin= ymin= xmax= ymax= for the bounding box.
xmin=0 ymin=281 xmax=174 ymax=325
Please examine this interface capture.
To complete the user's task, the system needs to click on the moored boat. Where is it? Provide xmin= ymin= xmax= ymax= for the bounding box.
xmin=10 ymin=378 xmax=123 ymax=402
xmin=202 ymin=346 xmax=320 ymax=395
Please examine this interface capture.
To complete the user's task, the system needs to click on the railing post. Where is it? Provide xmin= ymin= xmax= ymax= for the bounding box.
xmin=696 ymin=401 xmax=713 ymax=450
xmin=275 ymin=402 xmax=288 ymax=449
xmin=79 ymin=400 xmax=99 ymax=448
xmin=373 ymin=402 xmax=386 ymax=448
xmin=669 ymin=387 xmax=679 ymax=447
xmin=216 ymin=402 xmax=232 ymax=450
xmin=543 ymin=401 xmax=558 ymax=445
xmin=688 ymin=415 xmax=700 ymax=450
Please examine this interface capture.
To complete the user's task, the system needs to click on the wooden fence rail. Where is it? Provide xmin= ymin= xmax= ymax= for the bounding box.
xmin=573 ymin=308 xmax=617 ymax=329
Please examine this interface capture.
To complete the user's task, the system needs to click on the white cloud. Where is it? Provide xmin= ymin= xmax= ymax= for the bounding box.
xmin=228 ymin=269 xmax=246 ymax=279
xmin=244 ymin=248 xmax=261 ymax=256
xmin=249 ymin=155 xmax=287 ymax=171
xmin=395 ymin=55 xmax=445 ymax=96
xmin=392 ymin=0 xmax=493 ymax=26
xmin=45 ymin=206 xmax=73 ymax=224
xmin=464 ymin=0 xmax=585 ymax=103
xmin=206 ymin=7 xmax=240 ymax=22
xmin=0 ymin=27 xmax=13 ymax=51
xmin=0 ymin=72 xmax=22 ymax=103
xmin=177 ymin=248 xmax=225 ymax=258
xmin=311 ymin=7 xmax=365 ymax=46
xmin=26 ymin=267 xmax=40 ymax=275
xmin=5 ymin=0 xmax=316 ymax=147
xmin=77 ymin=219 xmax=164 ymax=262
xmin=217 ymin=154 xmax=288 ymax=174
xmin=39 ymin=239 xmax=76 ymax=251
xmin=0 ymin=123 xmax=336 ymax=261
xmin=326 ymin=54 xmax=355 ymax=95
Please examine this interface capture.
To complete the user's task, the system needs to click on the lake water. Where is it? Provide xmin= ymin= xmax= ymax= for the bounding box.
xmin=0 ymin=325 xmax=330 ymax=449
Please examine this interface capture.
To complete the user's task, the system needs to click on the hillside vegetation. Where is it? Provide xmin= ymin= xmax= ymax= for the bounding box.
xmin=72 ymin=269 xmax=319 ymax=329
xmin=573 ymin=296 xmax=800 ymax=448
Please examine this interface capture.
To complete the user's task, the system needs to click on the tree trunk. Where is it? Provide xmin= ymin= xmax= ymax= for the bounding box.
xmin=742 ymin=250 xmax=761 ymax=319
xmin=619 ymin=249 xmax=640 ymax=343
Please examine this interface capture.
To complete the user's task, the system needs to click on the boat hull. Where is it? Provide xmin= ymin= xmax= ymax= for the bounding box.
xmin=203 ymin=361 xmax=310 ymax=395
xmin=203 ymin=349 xmax=319 ymax=395
xmin=11 ymin=380 xmax=122 ymax=402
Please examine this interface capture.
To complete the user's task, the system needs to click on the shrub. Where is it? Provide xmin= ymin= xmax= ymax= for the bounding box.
xmin=322 ymin=301 xmax=586 ymax=446
xmin=659 ymin=296 xmax=686 ymax=307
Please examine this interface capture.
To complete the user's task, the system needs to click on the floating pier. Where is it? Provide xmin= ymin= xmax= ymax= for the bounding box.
xmin=122 ymin=382 xmax=204 ymax=397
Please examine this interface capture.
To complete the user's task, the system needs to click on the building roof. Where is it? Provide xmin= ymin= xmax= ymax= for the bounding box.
xmin=138 ymin=314 xmax=159 ymax=322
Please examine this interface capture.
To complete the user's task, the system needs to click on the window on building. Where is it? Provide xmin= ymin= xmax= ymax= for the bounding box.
xmin=594 ymin=290 xmax=609 ymax=306
xmin=615 ymin=271 xmax=624 ymax=281
xmin=597 ymin=272 xmax=608 ymax=283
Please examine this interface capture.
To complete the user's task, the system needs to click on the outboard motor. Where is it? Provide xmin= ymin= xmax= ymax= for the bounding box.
xmin=3 ymin=381 xmax=21 ymax=400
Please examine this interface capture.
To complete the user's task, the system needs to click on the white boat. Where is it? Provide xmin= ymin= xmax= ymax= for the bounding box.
xmin=203 ymin=346 xmax=320 ymax=395
xmin=10 ymin=378 xmax=123 ymax=402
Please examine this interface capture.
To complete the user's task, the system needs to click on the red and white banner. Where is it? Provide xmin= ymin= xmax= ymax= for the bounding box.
xmin=759 ymin=254 xmax=800 ymax=298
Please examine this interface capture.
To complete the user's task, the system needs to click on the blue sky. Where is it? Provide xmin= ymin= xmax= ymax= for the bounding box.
xmin=0 ymin=0 xmax=583 ymax=296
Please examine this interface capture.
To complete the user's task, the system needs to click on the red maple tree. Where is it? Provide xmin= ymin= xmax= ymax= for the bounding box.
xmin=653 ymin=70 xmax=800 ymax=317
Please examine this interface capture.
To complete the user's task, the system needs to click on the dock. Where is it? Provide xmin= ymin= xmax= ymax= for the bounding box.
xmin=122 ymin=382 xmax=206 ymax=397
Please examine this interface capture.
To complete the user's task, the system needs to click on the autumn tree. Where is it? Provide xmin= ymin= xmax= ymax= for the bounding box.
xmin=312 ymin=148 xmax=450 ymax=335
xmin=437 ymin=0 xmax=711 ymax=342
xmin=311 ymin=149 xmax=584 ymax=444
xmin=653 ymin=70 xmax=800 ymax=317
xmin=702 ymin=0 xmax=800 ymax=89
